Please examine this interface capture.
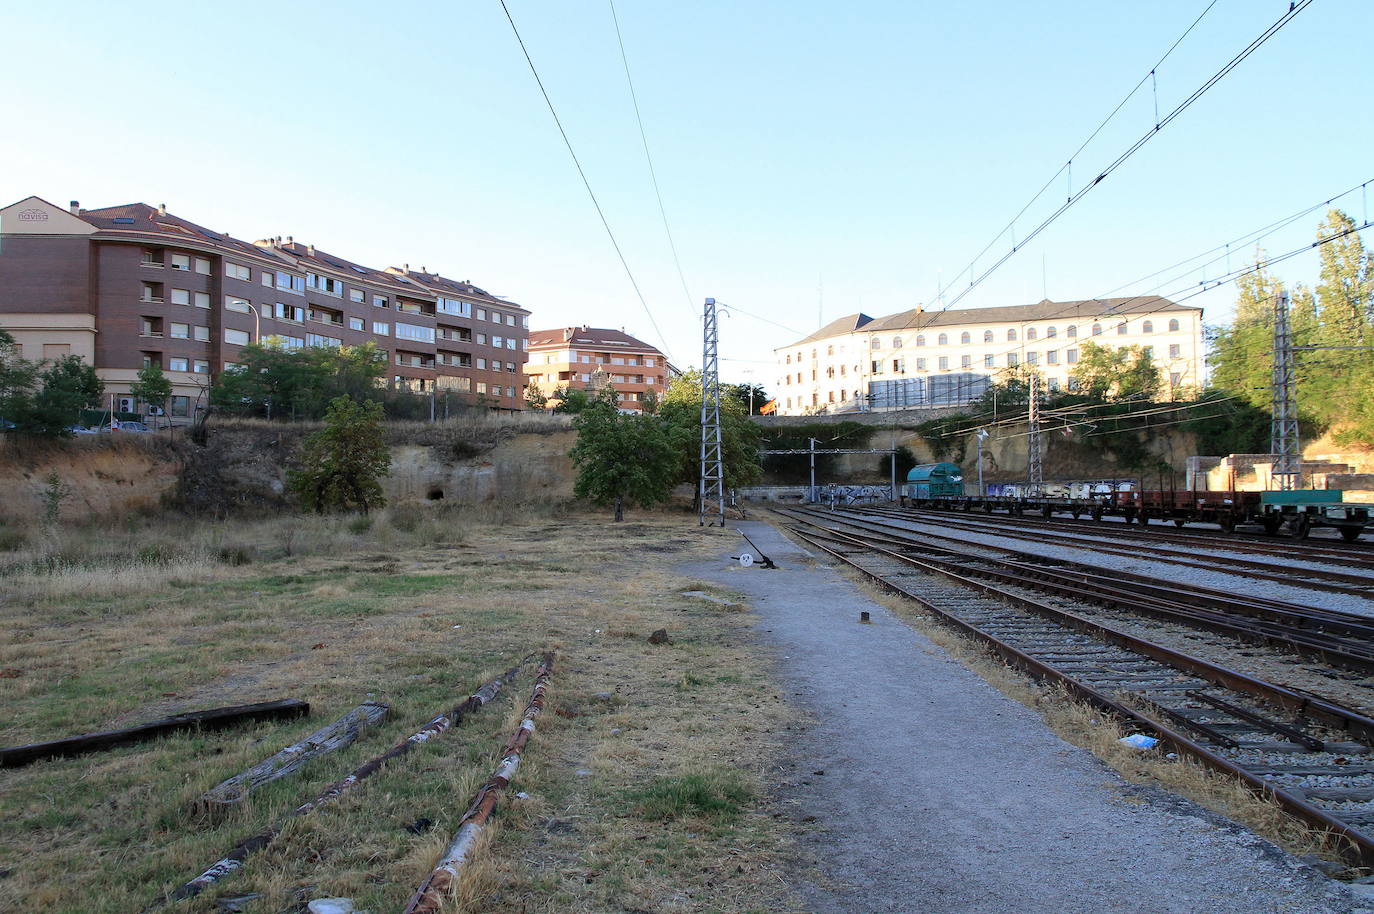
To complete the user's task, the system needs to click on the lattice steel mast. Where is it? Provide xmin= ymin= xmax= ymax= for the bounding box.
xmin=699 ymin=297 xmax=725 ymax=526
xmin=1271 ymin=291 xmax=1301 ymax=491
xmin=1027 ymin=373 xmax=1043 ymax=496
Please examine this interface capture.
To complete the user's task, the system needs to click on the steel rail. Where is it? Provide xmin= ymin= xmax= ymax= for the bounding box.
xmin=785 ymin=522 xmax=1374 ymax=867
xmin=859 ymin=506 xmax=1374 ymax=595
xmin=802 ymin=508 xmax=1374 ymax=633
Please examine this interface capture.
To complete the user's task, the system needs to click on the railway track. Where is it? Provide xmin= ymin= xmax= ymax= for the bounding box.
xmin=854 ymin=505 xmax=1374 ymax=597
xmin=902 ymin=500 xmax=1374 ymax=565
xmin=777 ymin=508 xmax=1374 ymax=675
xmin=781 ymin=514 xmax=1374 ymax=868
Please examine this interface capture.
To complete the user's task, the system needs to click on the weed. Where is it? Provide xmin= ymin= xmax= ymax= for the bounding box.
xmin=347 ymin=514 xmax=373 ymax=534
xmin=42 ymin=472 xmax=71 ymax=525
xmin=632 ymin=771 xmax=754 ymax=822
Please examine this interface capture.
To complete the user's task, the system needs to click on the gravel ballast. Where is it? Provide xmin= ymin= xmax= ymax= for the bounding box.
xmin=682 ymin=521 xmax=1363 ymax=914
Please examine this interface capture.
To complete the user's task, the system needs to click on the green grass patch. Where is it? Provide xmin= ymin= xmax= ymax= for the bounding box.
xmin=631 ymin=771 xmax=754 ymax=822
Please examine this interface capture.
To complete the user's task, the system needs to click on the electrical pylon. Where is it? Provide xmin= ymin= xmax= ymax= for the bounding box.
xmin=1271 ymin=291 xmax=1301 ymax=491
xmin=1027 ymin=373 xmax=1043 ymax=496
xmin=699 ymin=297 xmax=725 ymax=526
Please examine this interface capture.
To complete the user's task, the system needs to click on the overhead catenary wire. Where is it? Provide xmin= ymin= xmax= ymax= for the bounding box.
xmin=607 ymin=0 xmax=696 ymax=322
xmin=497 ymin=0 xmax=674 ymax=361
xmin=931 ymin=0 xmax=1315 ymax=315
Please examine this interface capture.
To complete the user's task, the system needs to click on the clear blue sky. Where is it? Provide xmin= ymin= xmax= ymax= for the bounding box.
xmin=2 ymin=0 xmax=1369 ymax=386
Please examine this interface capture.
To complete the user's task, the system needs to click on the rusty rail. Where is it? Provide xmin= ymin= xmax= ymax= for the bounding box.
xmin=402 ymin=652 xmax=554 ymax=914
xmin=787 ymin=522 xmax=1374 ymax=867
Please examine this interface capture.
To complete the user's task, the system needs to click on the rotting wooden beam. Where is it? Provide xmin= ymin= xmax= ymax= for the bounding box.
xmin=194 ymin=702 xmax=390 ymax=808
xmin=1 ymin=699 xmax=309 ymax=769
xmin=149 ymin=659 xmax=531 ymax=909
xmin=402 ymin=652 xmax=555 ymax=914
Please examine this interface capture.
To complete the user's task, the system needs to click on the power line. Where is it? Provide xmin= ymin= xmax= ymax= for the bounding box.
xmin=932 ymin=0 xmax=1315 ymax=314
xmin=607 ymin=0 xmax=696 ymax=321
xmin=497 ymin=0 xmax=674 ymax=360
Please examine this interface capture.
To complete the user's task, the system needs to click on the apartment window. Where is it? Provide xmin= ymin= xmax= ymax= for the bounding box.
xmin=493 ymin=335 xmax=503 ymax=348
xmin=141 ymin=282 xmax=164 ymax=302
xmin=1007 ymin=353 xmax=1019 ymax=367
xmin=960 ymin=332 xmax=971 ymax=344
xmin=1027 ymin=352 xmax=1039 ymax=365
xmin=1168 ymin=319 xmax=1180 ymax=332
xmin=938 ymin=356 xmax=949 ymax=370
xmin=191 ymin=292 xmax=208 ymax=309
xmin=870 ymin=338 xmax=880 ymax=350
xmin=983 ymin=330 xmax=994 ymax=343
xmin=141 ymin=249 xmax=164 ymax=267
xmin=961 ymin=354 xmax=971 ymax=369
xmin=171 ymin=288 xmax=190 ymax=306
xmin=507 ymin=386 xmax=516 ymax=397
xmin=307 ymin=333 xmax=342 ymax=349
xmin=168 ymin=321 xmax=189 ymax=340
xmin=395 ymin=322 xmax=436 ymax=343
xmin=1142 ymin=346 xmax=1154 ymax=359
xmin=194 ymin=257 xmax=210 ymax=275
xmin=169 ymin=357 xmax=189 ymax=372
xmin=785 ymin=354 xmax=791 ymax=365
xmin=141 ymin=352 xmax=160 ymax=369
xmin=869 ymin=360 xmax=880 ymax=375
xmin=984 ymin=354 xmax=995 ymax=367
xmin=506 ymin=338 xmax=516 ymax=350
xmin=225 ymin=297 xmax=251 ymax=313
xmin=1048 ymin=378 xmax=1061 ymax=392
xmin=1117 ymin=322 xmax=1128 ymax=335
xmin=349 ymin=317 xmax=365 ymax=331
xmin=193 ymin=360 xmax=209 ymax=374
xmin=1170 ymin=372 xmax=1182 ymax=387
xmin=475 ymin=382 xmax=488 ymax=395
xmin=272 ymin=335 xmax=305 ymax=350
xmin=1067 ymin=325 xmax=1077 ymax=338
xmin=1026 ymin=327 xmax=1037 ymax=341
xmin=476 ymin=358 xmax=487 ymax=370
xmin=194 ymin=325 xmax=210 ymax=342
xmin=225 ymin=262 xmax=251 ymax=281
xmin=1067 ymin=348 xmax=1078 ymax=364
xmin=892 ymin=338 xmax=902 ymax=349
xmin=373 ymin=322 xmax=390 ymax=336
xmin=1142 ymin=320 xmax=1154 ymax=334
xmin=915 ymin=335 xmax=925 ymax=347
xmin=276 ymin=271 xmax=306 ymax=294
xmin=140 ymin=316 xmax=161 ymax=337
xmin=934 ymin=334 xmax=946 ymax=345
xmin=262 ymin=272 xmax=273 ymax=287
xmin=506 ymin=362 xmax=517 ymax=372
xmin=476 ymin=333 xmax=487 ymax=345
xmin=893 ymin=358 xmax=904 ymax=373
xmin=1092 ymin=323 xmax=1102 ymax=336
xmin=349 ymin=289 xmax=365 ymax=302
xmin=171 ymin=253 xmax=190 ymax=271
xmin=1047 ymin=351 xmax=1059 ymax=365
xmin=274 ymin=302 xmax=305 ymax=322
xmin=1169 ymin=343 xmax=1181 ymax=358
xmin=436 ymin=297 xmax=470 ymax=316
xmin=476 ymin=308 xmax=487 ymax=321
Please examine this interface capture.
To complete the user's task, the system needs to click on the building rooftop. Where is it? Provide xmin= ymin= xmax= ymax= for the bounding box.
xmin=528 ymin=326 xmax=663 ymax=352
xmin=779 ymin=296 xmax=1198 ymax=349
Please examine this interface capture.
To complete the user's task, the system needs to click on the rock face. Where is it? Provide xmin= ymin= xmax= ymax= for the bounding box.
xmin=1 ymin=424 xmax=579 ymax=520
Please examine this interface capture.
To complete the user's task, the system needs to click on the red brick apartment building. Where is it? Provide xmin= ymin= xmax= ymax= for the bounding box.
xmin=524 ymin=327 xmax=668 ymax=412
xmin=0 ymin=195 xmax=530 ymax=418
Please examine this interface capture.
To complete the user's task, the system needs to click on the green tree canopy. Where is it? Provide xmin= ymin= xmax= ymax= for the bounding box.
xmin=659 ymin=369 xmax=762 ymax=493
xmin=288 ymin=396 xmax=391 ymax=514
xmin=210 ymin=342 xmax=387 ymax=420
xmin=0 ymin=330 xmax=38 ymax=428
xmin=569 ymin=388 xmax=679 ymax=520
xmin=524 ymin=379 xmax=548 ymax=411
xmin=1069 ymin=342 xmax=1159 ymax=401
xmin=130 ymin=362 xmax=173 ymax=423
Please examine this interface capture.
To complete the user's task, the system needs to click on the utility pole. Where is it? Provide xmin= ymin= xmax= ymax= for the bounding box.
xmin=1027 ymin=374 xmax=1043 ymax=496
xmin=977 ymin=428 xmax=989 ymax=496
xmin=1271 ymin=291 xmax=1301 ymax=491
xmin=809 ymin=437 xmax=818 ymax=503
xmin=699 ymin=297 xmax=726 ymax=526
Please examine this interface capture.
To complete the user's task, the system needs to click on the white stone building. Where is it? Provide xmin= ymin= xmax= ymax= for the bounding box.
xmin=772 ymin=297 xmax=1204 ymax=415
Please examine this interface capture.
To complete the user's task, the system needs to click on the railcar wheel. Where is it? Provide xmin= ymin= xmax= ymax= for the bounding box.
xmin=1174 ymin=518 xmax=1186 ymax=528
xmin=1341 ymin=527 xmax=1363 ymax=543
xmin=1091 ymin=507 xmax=1103 ymax=522
xmin=1261 ymin=517 xmax=1282 ymax=536
xmin=1292 ymin=514 xmax=1312 ymax=540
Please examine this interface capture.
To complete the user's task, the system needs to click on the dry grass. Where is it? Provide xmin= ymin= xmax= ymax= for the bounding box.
xmin=0 ymin=507 xmax=798 ymax=913
xmin=772 ymin=520 xmax=1361 ymax=875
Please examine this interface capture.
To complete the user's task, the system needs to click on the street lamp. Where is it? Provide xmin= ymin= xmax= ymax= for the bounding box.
xmin=244 ymin=303 xmax=261 ymax=343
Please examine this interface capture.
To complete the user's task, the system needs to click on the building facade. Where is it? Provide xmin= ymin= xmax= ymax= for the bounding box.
xmin=524 ymin=327 xmax=668 ymax=412
xmin=0 ymin=195 xmax=530 ymax=417
xmin=773 ymin=297 xmax=1204 ymax=415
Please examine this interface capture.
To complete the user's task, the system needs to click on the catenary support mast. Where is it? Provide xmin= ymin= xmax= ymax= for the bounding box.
xmin=1027 ymin=374 xmax=1043 ymax=496
xmin=699 ymin=297 xmax=725 ymax=526
xmin=1271 ymin=291 xmax=1301 ymax=491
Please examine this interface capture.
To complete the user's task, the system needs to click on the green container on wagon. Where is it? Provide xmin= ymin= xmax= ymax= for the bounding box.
xmin=905 ymin=463 xmax=965 ymax=498
xmin=1259 ymin=489 xmax=1344 ymax=506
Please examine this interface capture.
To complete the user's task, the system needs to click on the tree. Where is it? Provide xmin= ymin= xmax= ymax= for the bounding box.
xmin=130 ymin=362 xmax=173 ymax=425
xmin=658 ymin=369 xmax=762 ymax=496
xmin=0 ymin=330 xmax=37 ymax=426
xmin=22 ymin=355 xmax=103 ymax=437
xmin=524 ymin=379 xmax=548 ymax=411
xmin=211 ymin=342 xmax=388 ymax=419
xmin=1069 ymin=342 xmax=1158 ymax=401
xmin=569 ymin=388 xmax=678 ymax=521
xmin=551 ymin=386 xmax=592 ymax=414
xmin=724 ymin=382 xmax=769 ymax=415
xmin=289 ymin=396 xmax=391 ymax=514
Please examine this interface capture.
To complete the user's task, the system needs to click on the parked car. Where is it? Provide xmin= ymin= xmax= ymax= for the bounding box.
xmin=0 ymin=416 xmax=15 ymax=431
xmin=113 ymin=421 xmax=152 ymax=433
xmin=68 ymin=425 xmax=99 ymax=435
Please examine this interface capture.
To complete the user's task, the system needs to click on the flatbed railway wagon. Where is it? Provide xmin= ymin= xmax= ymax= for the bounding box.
xmin=900 ymin=465 xmax=1371 ymax=541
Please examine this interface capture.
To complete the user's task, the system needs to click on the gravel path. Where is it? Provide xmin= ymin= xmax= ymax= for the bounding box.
xmin=681 ymin=521 xmax=1365 ymax=914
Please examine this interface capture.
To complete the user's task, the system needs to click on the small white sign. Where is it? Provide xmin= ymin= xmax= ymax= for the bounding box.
xmin=738 ymin=553 xmax=754 ymax=568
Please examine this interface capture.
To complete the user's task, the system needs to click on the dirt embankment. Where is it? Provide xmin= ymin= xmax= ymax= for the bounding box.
xmin=1 ymin=421 xmax=579 ymax=521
